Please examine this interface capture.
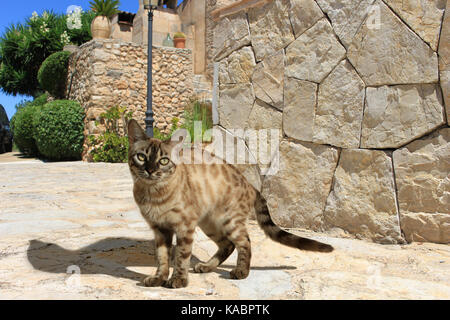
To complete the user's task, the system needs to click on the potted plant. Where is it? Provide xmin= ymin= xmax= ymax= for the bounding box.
xmin=173 ymin=32 xmax=186 ymax=48
xmin=89 ymin=0 xmax=120 ymax=39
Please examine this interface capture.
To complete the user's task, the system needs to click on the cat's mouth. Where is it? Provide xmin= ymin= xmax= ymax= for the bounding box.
xmin=138 ymin=169 xmax=162 ymax=182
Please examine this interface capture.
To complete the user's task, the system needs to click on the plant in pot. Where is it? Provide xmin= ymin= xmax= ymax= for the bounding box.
xmin=173 ymin=32 xmax=186 ymax=48
xmin=89 ymin=0 xmax=120 ymax=39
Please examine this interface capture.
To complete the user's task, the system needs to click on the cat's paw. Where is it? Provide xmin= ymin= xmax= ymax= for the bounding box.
xmin=230 ymin=268 xmax=249 ymax=280
xmin=143 ymin=276 xmax=166 ymax=287
xmin=164 ymin=276 xmax=188 ymax=288
xmin=193 ymin=262 xmax=214 ymax=273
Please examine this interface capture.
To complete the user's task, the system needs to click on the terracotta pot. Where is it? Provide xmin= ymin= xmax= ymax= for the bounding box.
xmin=91 ymin=16 xmax=111 ymax=39
xmin=173 ymin=37 xmax=186 ymax=48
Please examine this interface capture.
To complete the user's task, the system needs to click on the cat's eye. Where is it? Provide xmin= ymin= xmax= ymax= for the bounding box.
xmin=159 ymin=158 xmax=170 ymax=166
xmin=137 ymin=153 xmax=146 ymax=162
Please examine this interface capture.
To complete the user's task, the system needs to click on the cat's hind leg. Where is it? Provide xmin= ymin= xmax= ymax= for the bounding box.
xmin=226 ymin=227 xmax=251 ymax=280
xmin=193 ymin=235 xmax=235 ymax=273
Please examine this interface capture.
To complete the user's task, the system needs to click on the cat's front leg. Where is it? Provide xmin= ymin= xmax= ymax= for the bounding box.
xmin=144 ymin=227 xmax=173 ymax=287
xmin=165 ymin=229 xmax=194 ymax=288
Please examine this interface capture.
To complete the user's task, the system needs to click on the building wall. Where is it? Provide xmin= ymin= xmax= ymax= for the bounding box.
xmin=213 ymin=0 xmax=449 ymax=244
xmin=66 ymin=39 xmax=193 ymax=161
xmin=110 ymin=14 xmax=134 ymax=42
xmin=110 ymin=23 xmax=133 ymax=42
xmin=132 ymin=0 xmax=198 ymax=70
xmin=177 ymin=0 xmax=206 ymax=74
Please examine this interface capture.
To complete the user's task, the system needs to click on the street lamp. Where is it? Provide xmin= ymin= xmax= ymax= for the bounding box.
xmin=143 ymin=0 xmax=159 ymax=137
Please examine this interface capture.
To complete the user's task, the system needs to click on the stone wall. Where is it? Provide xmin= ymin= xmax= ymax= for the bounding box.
xmin=205 ymin=0 xmax=241 ymax=80
xmin=67 ymin=39 xmax=193 ymax=160
xmin=213 ymin=0 xmax=449 ymax=244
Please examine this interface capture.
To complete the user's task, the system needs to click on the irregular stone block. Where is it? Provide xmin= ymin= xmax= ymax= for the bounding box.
xmin=393 ymin=128 xmax=450 ymax=243
xmin=247 ymin=99 xmax=282 ymax=131
xmin=313 ymin=60 xmax=365 ymax=148
xmin=248 ymin=0 xmax=294 ymax=62
xmin=246 ymin=99 xmax=283 ymax=173
xmin=252 ymin=50 xmax=284 ymax=110
xmin=207 ymin=125 xmax=262 ymax=192
xmin=316 ymin=0 xmax=376 ymax=47
xmin=106 ymin=69 xmax=123 ymax=79
xmin=213 ymin=12 xmax=251 ymax=62
xmin=218 ymin=83 xmax=255 ymax=130
xmin=262 ymin=140 xmax=339 ymax=230
xmin=219 ymin=46 xmax=256 ymax=84
xmin=324 ymin=149 xmax=404 ymax=244
xmin=285 ymin=19 xmax=346 ymax=83
xmin=361 ymin=84 xmax=445 ymax=149
xmin=384 ymin=0 xmax=446 ymax=51
xmin=439 ymin=0 xmax=450 ymax=125
xmin=289 ymin=0 xmax=324 ymax=38
xmin=283 ymin=78 xmax=317 ymax=142
xmin=93 ymin=48 xmax=111 ymax=62
xmin=347 ymin=0 xmax=439 ymax=85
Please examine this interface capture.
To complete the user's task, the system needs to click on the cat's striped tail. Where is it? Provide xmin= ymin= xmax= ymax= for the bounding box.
xmin=254 ymin=192 xmax=334 ymax=252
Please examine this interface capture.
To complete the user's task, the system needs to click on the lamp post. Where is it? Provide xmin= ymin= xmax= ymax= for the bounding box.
xmin=143 ymin=0 xmax=159 ymax=137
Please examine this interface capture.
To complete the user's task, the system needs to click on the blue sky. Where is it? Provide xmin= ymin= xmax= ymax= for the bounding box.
xmin=0 ymin=0 xmax=151 ymax=120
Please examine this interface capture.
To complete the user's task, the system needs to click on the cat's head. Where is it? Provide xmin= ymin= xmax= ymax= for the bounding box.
xmin=127 ymin=119 xmax=177 ymax=183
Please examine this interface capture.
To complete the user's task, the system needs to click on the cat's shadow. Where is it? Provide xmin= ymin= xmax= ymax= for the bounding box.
xmin=27 ymin=238 xmax=296 ymax=284
xmin=27 ymin=237 xmax=177 ymax=283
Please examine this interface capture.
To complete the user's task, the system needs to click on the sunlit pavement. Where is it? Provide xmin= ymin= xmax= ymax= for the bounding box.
xmin=0 ymin=160 xmax=449 ymax=299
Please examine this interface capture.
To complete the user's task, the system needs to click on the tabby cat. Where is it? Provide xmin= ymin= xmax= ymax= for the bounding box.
xmin=127 ymin=119 xmax=333 ymax=288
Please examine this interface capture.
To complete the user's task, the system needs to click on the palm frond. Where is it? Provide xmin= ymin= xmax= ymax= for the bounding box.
xmin=89 ymin=0 xmax=120 ymax=18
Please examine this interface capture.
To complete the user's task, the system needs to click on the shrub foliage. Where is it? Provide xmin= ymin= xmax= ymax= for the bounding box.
xmin=90 ymin=0 xmax=120 ymax=18
xmin=89 ymin=106 xmax=132 ymax=163
xmin=182 ymin=99 xmax=213 ymax=143
xmin=0 ymin=10 xmax=94 ymax=97
xmin=10 ymin=94 xmax=49 ymax=155
xmin=38 ymin=51 xmax=71 ymax=98
xmin=10 ymin=104 xmax=41 ymax=155
xmin=33 ymin=100 xmax=85 ymax=160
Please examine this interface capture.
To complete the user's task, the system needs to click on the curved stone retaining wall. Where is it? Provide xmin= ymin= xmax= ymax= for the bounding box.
xmin=67 ymin=39 xmax=193 ymax=160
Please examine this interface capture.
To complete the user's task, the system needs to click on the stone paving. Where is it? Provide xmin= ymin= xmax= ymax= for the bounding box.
xmin=0 ymin=152 xmax=449 ymax=299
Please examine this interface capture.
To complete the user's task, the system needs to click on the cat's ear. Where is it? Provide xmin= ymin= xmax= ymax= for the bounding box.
xmin=128 ymin=119 xmax=148 ymax=145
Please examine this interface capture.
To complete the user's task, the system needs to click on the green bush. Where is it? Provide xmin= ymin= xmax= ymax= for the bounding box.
xmin=33 ymin=100 xmax=84 ymax=160
xmin=30 ymin=93 xmax=48 ymax=107
xmin=10 ymin=104 xmax=42 ymax=155
xmin=38 ymin=51 xmax=71 ymax=98
xmin=0 ymin=10 xmax=94 ymax=97
xmin=88 ymin=105 xmax=132 ymax=163
xmin=89 ymin=133 xmax=128 ymax=163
